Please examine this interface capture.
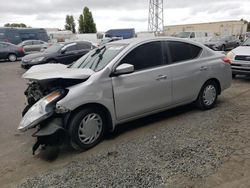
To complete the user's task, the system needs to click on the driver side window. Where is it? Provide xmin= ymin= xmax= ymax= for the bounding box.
xmin=120 ymin=41 xmax=163 ymax=71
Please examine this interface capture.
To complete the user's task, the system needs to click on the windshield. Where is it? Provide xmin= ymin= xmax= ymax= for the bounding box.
xmin=70 ymin=44 xmax=126 ymax=72
xmin=242 ymin=38 xmax=250 ymax=46
xmin=44 ymin=43 xmax=63 ymax=53
xmin=176 ymin=32 xmax=191 ymax=38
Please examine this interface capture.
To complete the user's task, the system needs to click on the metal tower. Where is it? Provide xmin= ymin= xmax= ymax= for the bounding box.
xmin=148 ymin=0 xmax=164 ymax=34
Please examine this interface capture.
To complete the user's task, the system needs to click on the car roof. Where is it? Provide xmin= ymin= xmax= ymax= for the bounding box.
xmin=0 ymin=42 xmax=13 ymax=45
xmin=110 ymin=36 xmax=206 ymax=48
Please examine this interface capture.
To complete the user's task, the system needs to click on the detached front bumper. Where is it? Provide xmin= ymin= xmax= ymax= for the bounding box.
xmin=32 ymin=117 xmax=69 ymax=154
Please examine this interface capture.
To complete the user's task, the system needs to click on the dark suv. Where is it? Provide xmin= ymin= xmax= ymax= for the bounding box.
xmin=21 ymin=41 xmax=96 ymax=69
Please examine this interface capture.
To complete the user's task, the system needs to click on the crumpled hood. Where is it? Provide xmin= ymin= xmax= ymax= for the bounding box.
xmin=22 ymin=63 xmax=95 ymax=81
xmin=231 ymin=46 xmax=250 ymax=56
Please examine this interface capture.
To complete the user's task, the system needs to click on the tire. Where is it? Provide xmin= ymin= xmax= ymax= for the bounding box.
xmin=69 ymin=108 xmax=106 ymax=151
xmin=8 ymin=54 xmax=17 ymax=62
xmin=232 ymin=74 xmax=236 ymax=79
xmin=196 ymin=81 xmax=218 ymax=110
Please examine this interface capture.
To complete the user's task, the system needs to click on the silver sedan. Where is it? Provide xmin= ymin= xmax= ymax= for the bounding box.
xmin=19 ymin=37 xmax=232 ymax=153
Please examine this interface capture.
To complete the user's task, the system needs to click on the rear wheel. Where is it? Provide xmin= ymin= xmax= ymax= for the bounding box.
xmin=196 ymin=81 xmax=218 ymax=110
xmin=69 ymin=108 xmax=106 ymax=150
xmin=8 ymin=54 xmax=17 ymax=62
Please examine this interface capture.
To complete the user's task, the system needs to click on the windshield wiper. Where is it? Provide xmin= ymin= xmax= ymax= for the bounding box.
xmin=92 ymin=47 xmax=107 ymax=71
xmin=91 ymin=45 xmax=106 ymax=57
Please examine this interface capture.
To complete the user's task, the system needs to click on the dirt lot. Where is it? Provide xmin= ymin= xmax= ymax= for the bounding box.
xmin=0 ymin=61 xmax=250 ymax=188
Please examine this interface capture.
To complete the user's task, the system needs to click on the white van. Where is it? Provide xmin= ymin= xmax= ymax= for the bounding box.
xmin=176 ymin=31 xmax=212 ymax=44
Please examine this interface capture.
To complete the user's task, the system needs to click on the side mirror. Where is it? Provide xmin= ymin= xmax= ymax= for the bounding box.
xmin=113 ymin=63 xmax=134 ymax=76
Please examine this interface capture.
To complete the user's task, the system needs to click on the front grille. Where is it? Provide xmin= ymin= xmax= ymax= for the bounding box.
xmin=235 ymin=55 xmax=250 ymax=61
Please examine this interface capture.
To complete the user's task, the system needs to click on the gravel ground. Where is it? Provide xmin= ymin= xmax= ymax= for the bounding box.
xmin=17 ymin=76 xmax=250 ymax=187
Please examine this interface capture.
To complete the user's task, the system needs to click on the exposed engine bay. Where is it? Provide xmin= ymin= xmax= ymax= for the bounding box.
xmin=23 ymin=78 xmax=85 ymax=113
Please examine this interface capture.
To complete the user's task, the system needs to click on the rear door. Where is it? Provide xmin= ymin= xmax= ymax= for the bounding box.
xmin=23 ymin=41 xmax=33 ymax=53
xmin=166 ymin=41 xmax=206 ymax=103
xmin=31 ymin=40 xmax=43 ymax=52
xmin=112 ymin=41 xmax=172 ymax=120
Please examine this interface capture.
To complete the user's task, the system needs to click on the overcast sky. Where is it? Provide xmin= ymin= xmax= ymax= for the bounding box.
xmin=0 ymin=0 xmax=250 ymax=32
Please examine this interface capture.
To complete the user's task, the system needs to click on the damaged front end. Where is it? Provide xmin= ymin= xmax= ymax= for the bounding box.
xmin=18 ymin=64 xmax=94 ymax=154
xmin=19 ymin=89 xmax=70 ymax=154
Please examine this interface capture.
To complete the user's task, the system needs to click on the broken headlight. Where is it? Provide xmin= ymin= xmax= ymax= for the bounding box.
xmin=18 ymin=90 xmax=65 ymax=132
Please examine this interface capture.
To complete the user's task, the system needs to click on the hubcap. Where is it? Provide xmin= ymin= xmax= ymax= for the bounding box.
xmin=78 ymin=113 xmax=103 ymax=145
xmin=203 ymin=85 xmax=216 ymax=106
xmin=9 ymin=55 xmax=16 ymax=62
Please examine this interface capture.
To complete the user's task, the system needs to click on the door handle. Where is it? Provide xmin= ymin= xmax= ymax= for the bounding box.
xmin=156 ymin=75 xmax=167 ymax=81
xmin=200 ymin=66 xmax=208 ymax=71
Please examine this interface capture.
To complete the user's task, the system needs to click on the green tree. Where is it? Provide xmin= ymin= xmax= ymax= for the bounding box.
xmin=4 ymin=23 xmax=27 ymax=28
xmin=78 ymin=7 xmax=97 ymax=33
xmin=78 ymin=14 xmax=84 ymax=33
xmin=65 ymin=15 xmax=76 ymax=33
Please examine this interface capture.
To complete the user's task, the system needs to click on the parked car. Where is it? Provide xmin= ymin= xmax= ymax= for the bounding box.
xmin=227 ymin=37 xmax=250 ymax=78
xmin=18 ymin=37 xmax=232 ymax=154
xmin=0 ymin=42 xmax=25 ymax=62
xmin=205 ymin=36 xmax=240 ymax=51
xmin=21 ymin=41 xmax=95 ymax=69
xmin=18 ymin=40 xmax=50 ymax=54
xmin=176 ymin=31 xmax=212 ymax=43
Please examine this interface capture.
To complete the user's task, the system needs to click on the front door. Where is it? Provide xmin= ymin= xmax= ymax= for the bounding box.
xmin=112 ymin=41 xmax=172 ymax=120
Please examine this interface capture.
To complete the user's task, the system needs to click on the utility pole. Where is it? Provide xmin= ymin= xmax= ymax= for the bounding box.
xmin=148 ymin=0 xmax=164 ymax=35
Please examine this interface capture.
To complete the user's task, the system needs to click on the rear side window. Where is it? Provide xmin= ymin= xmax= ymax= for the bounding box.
xmin=120 ymin=41 xmax=163 ymax=71
xmin=168 ymin=41 xmax=202 ymax=63
xmin=77 ymin=43 xmax=91 ymax=50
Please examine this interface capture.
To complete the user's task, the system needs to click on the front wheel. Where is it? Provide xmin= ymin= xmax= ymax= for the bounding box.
xmin=196 ymin=81 xmax=218 ymax=110
xmin=69 ymin=108 xmax=106 ymax=151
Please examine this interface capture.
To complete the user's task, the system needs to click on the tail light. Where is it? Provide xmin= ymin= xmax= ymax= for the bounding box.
xmin=222 ymin=57 xmax=231 ymax=64
xmin=18 ymin=47 xmax=25 ymax=53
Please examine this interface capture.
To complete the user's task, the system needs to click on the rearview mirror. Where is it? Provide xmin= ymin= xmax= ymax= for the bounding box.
xmin=113 ymin=64 xmax=134 ymax=76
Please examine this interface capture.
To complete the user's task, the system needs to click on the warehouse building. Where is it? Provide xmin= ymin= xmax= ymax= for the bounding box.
xmin=164 ymin=20 xmax=248 ymax=37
